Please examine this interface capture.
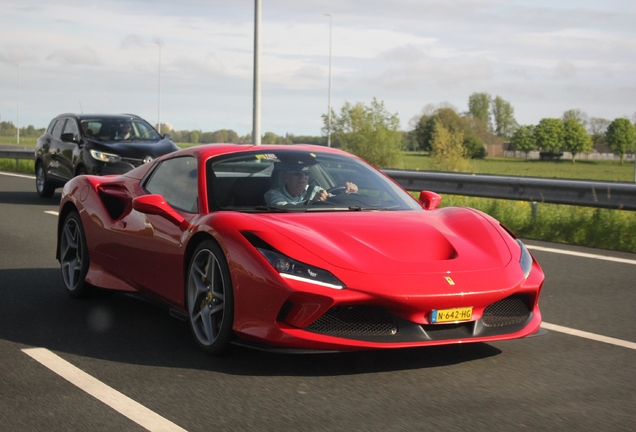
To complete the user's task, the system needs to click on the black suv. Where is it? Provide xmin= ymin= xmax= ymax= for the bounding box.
xmin=35 ymin=113 xmax=179 ymax=197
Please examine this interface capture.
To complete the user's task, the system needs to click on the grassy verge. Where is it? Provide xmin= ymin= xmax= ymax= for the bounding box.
xmin=0 ymin=158 xmax=34 ymax=174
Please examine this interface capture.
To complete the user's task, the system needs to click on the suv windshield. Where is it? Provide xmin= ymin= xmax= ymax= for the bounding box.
xmin=80 ymin=118 xmax=161 ymax=142
xmin=207 ymin=149 xmax=422 ymax=212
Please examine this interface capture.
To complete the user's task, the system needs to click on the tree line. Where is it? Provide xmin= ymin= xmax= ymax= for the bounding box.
xmin=511 ymin=111 xmax=635 ymax=164
xmin=323 ymin=92 xmax=636 ymax=168
xmin=0 ymin=122 xmax=45 ymax=138
xmin=3 ymin=92 xmax=635 ymax=169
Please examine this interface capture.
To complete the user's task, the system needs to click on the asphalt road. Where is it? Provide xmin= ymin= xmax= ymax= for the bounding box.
xmin=1 ymin=172 xmax=634 ymax=431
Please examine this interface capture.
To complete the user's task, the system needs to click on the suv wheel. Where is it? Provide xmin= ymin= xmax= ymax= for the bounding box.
xmin=36 ymin=163 xmax=55 ymax=198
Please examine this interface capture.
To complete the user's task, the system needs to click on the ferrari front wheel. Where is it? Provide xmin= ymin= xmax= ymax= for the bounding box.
xmin=59 ymin=211 xmax=91 ymax=297
xmin=186 ymin=240 xmax=234 ymax=355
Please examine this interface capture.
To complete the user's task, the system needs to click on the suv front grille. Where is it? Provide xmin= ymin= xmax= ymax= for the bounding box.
xmin=121 ymin=156 xmax=145 ymax=167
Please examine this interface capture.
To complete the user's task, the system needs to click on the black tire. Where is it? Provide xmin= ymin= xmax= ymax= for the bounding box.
xmin=186 ymin=240 xmax=234 ymax=355
xmin=59 ymin=211 xmax=91 ymax=298
xmin=35 ymin=163 xmax=55 ymax=198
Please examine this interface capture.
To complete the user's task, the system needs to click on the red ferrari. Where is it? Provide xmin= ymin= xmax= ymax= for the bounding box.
xmin=57 ymin=144 xmax=544 ymax=354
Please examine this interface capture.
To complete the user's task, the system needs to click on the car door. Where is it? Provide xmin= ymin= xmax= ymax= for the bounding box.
xmin=108 ymin=156 xmax=200 ymax=305
xmin=45 ymin=119 xmax=67 ymax=181
xmin=56 ymin=118 xmax=81 ymax=180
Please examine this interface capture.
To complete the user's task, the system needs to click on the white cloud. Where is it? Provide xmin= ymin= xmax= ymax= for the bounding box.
xmin=46 ymin=47 xmax=101 ymax=66
xmin=0 ymin=0 xmax=635 ymax=134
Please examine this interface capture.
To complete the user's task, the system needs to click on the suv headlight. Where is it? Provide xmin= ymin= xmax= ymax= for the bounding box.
xmin=90 ymin=150 xmax=121 ymax=163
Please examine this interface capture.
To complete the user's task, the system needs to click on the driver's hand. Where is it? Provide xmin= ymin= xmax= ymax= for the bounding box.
xmin=345 ymin=182 xmax=358 ymax=194
xmin=312 ymin=189 xmax=329 ymax=202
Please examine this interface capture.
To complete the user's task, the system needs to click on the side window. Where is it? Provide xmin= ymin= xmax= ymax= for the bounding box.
xmin=145 ymin=157 xmax=199 ymax=213
xmin=51 ymin=119 xmax=66 ymax=139
xmin=63 ymin=119 xmax=79 ymax=139
xmin=47 ymin=120 xmax=57 ymax=134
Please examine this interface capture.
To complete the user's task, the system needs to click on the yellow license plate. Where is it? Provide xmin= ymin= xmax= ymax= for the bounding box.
xmin=431 ymin=307 xmax=473 ymax=323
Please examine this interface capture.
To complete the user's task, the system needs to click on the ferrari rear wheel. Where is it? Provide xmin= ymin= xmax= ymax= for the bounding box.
xmin=187 ymin=240 xmax=234 ymax=355
xmin=59 ymin=211 xmax=91 ymax=298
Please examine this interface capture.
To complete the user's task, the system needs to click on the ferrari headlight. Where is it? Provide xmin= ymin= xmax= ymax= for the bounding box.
xmin=516 ymin=239 xmax=533 ymax=279
xmin=256 ymin=248 xmax=345 ymax=289
xmin=90 ymin=150 xmax=122 ymax=163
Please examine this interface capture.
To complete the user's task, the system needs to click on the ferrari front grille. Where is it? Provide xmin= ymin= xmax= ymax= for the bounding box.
xmin=482 ymin=295 xmax=531 ymax=327
xmin=304 ymin=306 xmax=397 ymax=337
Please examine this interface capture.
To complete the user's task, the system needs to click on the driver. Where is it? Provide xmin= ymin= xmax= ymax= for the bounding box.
xmin=264 ymin=163 xmax=357 ymax=206
xmin=116 ymin=121 xmax=133 ymax=139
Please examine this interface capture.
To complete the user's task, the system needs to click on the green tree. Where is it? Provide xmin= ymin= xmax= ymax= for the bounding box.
xmin=462 ymin=136 xmax=486 ymax=159
xmin=0 ymin=121 xmax=17 ymax=136
xmin=430 ymin=122 xmax=468 ymax=172
xmin=491 ymin=96 xmax=517 ymax=138
xmin=562 ymin=109 xmax=589 ymax=126
xmin=190 ymin=130 xmax=200 ymax=144
xmin=326 ymin=98 xmax=403 ymax=167
xmin=534 ymin=118 xmax=564 ymax=154
xmin=605 ymin=118 xmax=636 ymax=164
xmin=587 ymin=117 xmax=610 ymax=147
xmin=468 ymin=92 xmax=492 ymax=130
xmin=511 ymin=125 xmax=536 ymax=159
xmin=414 ymin=107 xmax=482 ymax=154
xmin=562 ymin=118 xmax=592 ymax=162
xmin=208 ymin=129 xmax=240 ymax=143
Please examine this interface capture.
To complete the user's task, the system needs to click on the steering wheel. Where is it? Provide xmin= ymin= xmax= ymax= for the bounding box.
xmin=327 ymin=186 xmax=347 ymax=195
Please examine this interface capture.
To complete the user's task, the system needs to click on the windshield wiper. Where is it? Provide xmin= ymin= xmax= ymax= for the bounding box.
xmin=305 ymin=206 xmax=376 ymax=212
xmin=223 ymin=206 xmax=292 ymax=213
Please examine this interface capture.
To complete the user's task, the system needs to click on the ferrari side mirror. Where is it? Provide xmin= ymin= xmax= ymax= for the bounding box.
xmin=133 ymin=194 xmax=185 ymax=226
xmin=419 ymin=190 xmax=442 ymax=210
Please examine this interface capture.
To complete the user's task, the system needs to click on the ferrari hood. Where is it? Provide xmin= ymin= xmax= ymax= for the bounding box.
xmin=255 ymin=208 xmax=513 ymax=275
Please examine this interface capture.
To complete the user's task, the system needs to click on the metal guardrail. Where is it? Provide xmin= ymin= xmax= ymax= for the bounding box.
xmin=383 ymin=169 xmax=636 ymax=211
xmin=1 ymin=149 xmax=634 ymax=211
xmin=0 ymin=148 xmax=34 ymax=160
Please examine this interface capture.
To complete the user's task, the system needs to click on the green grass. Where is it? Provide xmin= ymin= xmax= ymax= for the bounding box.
xmin=0 ymin=158 xmax=34 ymax=174
xmin=401 ymin=152 xmax=635 ymax=182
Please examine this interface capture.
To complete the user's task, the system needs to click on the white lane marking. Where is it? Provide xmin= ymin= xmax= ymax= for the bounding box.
xmin=542 ymin=322 xmax=636 ymax=350
xmin=45 ymin=211 xmax=59 ymax=216
xmin=0 ymin=171 xmax=35 ymax=179
xmin=527 ymin=245 xmax=636 ymax=265
xmin=22 ymin=348 xmax=187 ymax=432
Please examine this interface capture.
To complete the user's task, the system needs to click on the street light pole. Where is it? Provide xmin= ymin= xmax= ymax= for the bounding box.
xmin=325 ymin=13 xmax=332 ymax=147
xmin=155 ymin=41 xmax=162 ymax=134
xmin=253 ymin=0 xmax=262 ymax=145
xmin=16 ymin=63 xmax=20 ymax=145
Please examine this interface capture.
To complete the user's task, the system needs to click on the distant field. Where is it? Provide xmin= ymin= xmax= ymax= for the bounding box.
xmin=400 ymin=152 xmax=635 ymax=182
xmin=0 ymin=136 xmax=37 ymax=146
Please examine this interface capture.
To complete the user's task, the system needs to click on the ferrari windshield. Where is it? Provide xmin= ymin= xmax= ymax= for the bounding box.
xmin=208 ymin=149 xmax=422 ymax=212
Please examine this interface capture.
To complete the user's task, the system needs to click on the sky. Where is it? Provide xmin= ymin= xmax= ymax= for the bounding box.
xmin=1 ymin=0 xmax=635 ymax=137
